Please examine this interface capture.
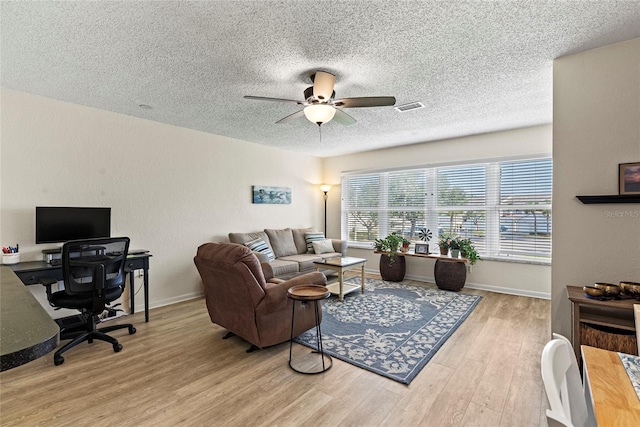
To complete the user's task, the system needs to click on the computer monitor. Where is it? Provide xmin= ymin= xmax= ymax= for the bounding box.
xmin=35 ymin=206 xmax=111 ymax=244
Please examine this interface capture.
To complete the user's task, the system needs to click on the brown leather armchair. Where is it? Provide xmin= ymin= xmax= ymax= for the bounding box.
xmin=194 ymin=242 xmax=327 ymax=351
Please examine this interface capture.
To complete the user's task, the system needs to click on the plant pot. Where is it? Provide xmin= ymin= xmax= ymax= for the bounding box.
xmin=401 ymin=243 xmax=409 ymax=252
xmin=439 ymin=246 xmax=449 ymax=256
xmin=450 ymin=249 xmax=460 ymax=258
xmin=379 ymin=254 xmax=406 ymax=282
xmin=434 ymin=259 xmax=467 ymax=291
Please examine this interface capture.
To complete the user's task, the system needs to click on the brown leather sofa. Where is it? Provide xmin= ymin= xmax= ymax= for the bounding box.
xmin=194 ymin=242 xmax=327 ymax=350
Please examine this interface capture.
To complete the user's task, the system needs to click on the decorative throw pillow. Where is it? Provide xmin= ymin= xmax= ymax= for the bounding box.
xmin=264 ymin=228 xmax=298 ymax=258
xmin=244 ymin=238 xmax=275 ymax=262
xmin=312 ymin=239 xmax=335 ymax=254
xmin=305 ymin=232 xmax=326 ymax=253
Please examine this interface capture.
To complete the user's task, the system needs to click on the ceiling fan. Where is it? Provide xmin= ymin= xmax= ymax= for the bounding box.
xmin=244 ymin=71 xmax=396 ymax=126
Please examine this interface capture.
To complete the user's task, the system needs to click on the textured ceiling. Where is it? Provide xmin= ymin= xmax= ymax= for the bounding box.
xmin=2 ymin=1 xmax=639 ymax=157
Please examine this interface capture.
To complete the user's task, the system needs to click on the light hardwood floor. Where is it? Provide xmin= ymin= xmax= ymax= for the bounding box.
xmin=0 ymin=276 xmax=550 ymax=426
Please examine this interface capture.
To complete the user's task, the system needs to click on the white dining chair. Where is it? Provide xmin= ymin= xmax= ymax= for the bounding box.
xmin=541 ymin=338 xmax=590 ymax=427
xmin=552 ymin=333 xmax=576 ymax=363
xmin=634 ymin=304 xmax=640 ymax=355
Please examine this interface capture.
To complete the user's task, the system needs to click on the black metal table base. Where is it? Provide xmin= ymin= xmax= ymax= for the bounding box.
xmin=289 ymin=299 xmax=332 ymax=375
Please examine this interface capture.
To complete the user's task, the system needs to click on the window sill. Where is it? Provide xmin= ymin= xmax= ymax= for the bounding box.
xmin=479 ymin=256 xmax=551 ymax=266
xmin=347 ymin=243 xmax=375 ymax=250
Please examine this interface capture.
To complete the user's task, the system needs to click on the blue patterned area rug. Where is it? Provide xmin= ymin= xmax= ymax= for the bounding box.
xmin=293 ymin=278 xmax=482 ymax=384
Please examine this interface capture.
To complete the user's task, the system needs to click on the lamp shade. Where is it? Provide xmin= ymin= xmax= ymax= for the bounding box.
xmin=303 ymin=104 xmax=336 ymax=124
xmin=320 ymin=184 xmax=333 ymax=193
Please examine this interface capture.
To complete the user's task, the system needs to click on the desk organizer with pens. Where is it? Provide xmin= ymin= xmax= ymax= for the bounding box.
xmin=2 ymin=253 xmax=20 ymax=264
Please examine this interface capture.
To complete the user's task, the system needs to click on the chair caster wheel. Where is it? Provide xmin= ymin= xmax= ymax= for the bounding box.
xmin=54 ymin=356 xmax=64 ymax=366
xmin=129 ymin=326 xmax=136 ymax=335
xmin=113 ymin=343 xmax=123 ymax=353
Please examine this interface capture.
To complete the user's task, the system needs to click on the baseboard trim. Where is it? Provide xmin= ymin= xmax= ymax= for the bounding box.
xmin=134 ymin=291 xmax=203 ymax=313
xmin=142 ymin=271 xmax=550 ymax=314
xmin=463 ymin=282 xmax=550 ymax=300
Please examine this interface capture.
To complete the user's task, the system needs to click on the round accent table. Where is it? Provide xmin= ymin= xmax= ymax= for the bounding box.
xmin=287 ymin=284 xmax=332 ymax=374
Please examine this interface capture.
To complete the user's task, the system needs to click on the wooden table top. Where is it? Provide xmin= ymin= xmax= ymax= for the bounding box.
xmin=567 ymin=286 xmax=640 ymax=310
xmin=287 ymin=285 xmax=330 ymax=301
xmin=581 ymin=345 xmax=640 ymax=426
xmin=374 ymin=250 xmax=469 ymax=263
xmin=314 ymin=256 xmax=366 ymax=267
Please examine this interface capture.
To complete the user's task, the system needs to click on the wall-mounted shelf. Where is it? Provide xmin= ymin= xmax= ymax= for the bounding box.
xmin=576 ymin=195 xmax=640 ymax=204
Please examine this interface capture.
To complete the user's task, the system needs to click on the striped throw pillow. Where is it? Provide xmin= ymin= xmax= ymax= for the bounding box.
xmin=304 ymin=232 xmax=326 ymax=253
xmin=244 ymin=238 xmax=276 ymax=262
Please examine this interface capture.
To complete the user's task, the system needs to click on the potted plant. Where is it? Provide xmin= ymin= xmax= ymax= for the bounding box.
xmin=401 ymin=237 xmax=410 ymax=252
xmin=375 ymin=232 xmax=406 ymax=281
xmin=458 ymin=238 xmax=480 ymax=265
xmin=450 ymin=237 xmax=461 ymax=258
xmin=438 ymin=233 xmax=452 ymax=256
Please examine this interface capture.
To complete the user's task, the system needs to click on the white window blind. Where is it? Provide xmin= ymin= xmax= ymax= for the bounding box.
xmin=341 ymin=157 xmax=552 ymax=263
xmin=342 ymin=174 xmax=381 ymax=242
xmin=437 ymin=165 xmax=488 ymax=252
xmin=496 ymin=159 xmax=552 ymax=259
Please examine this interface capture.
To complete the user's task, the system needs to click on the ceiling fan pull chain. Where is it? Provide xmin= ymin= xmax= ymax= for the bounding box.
xmin=318 ymin=123 xmax=322 ymax=143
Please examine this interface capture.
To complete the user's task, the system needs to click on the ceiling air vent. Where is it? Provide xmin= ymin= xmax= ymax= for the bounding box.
xmin=394 ymin=102 xmax=425 ymax=113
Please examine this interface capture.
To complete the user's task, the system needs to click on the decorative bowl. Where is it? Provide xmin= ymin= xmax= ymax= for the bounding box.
xmin=593 ymin=282 xmax=621 ymax=296
xmin=620 ymin=281 xmax=640 ymax=295
xmin=583 ymin=286 xmax=606 ymax=298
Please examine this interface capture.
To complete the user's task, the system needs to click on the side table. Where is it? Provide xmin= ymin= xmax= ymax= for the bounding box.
xmin=434 ymin=259 xmax=467 ymax=291
xmin=566 ymin=285 xmax=638 ymax=362
xmin=287 ymin=284 xmax=332 ymax=374
xmin=313 ymin=257 xmax=367 ymax=301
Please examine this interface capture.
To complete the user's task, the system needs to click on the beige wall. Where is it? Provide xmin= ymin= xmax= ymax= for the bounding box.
xmin=552 ymin=38 xmax=640 ymax=337
xmin=0 ymin=88 xmax=324 ymax=310
xmin=323 ymin=125 xmax=553 ymax=298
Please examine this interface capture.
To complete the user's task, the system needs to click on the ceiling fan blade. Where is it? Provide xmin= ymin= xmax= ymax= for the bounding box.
xmin=312 ymin=71 xmax=336 ymax=101
xmin=275 ymin=110 xmax=305 ymax=124
xmin=333 ymin=109 xmax=357 ymax=126
xmin=244 ymin=95 xmax=303 ymax=104
xmin=333 ymin=96 xmax=396 ymax=108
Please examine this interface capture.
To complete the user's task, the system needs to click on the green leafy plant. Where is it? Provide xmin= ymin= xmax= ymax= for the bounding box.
xmin=375 ymin=232 xmax=404 ymax=264
xmin=458 ymin=238 xmax=481 ymax=265
xmin=438 ymin=233 xmax=453 ymax=249
xmin=449 ymin=237 xmax=461 ymax=250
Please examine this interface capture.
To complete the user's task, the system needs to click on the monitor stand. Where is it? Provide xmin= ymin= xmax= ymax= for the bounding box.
xmin=42 ymin=247 xmax=62 ymax=264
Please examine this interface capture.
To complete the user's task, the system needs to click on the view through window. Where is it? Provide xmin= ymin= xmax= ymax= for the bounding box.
xmin=341 ymin=157 xmax=552 ymax=263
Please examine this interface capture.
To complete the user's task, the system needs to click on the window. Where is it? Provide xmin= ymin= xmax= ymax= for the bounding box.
xmin=341 ymin=157 xmax=552 ymax=263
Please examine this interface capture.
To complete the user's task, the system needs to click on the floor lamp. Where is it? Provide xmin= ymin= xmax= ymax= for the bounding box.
xmin=320 ymin=184 xmax=332 ymax=236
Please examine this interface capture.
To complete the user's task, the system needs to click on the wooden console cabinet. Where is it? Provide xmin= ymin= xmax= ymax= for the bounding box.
xmin=567 ymin=286 xmax=638 ymax=362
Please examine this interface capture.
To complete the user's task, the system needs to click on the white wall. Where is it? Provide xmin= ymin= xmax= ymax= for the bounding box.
xmin=323 ymin=125 xmax=553 ymax=298
xmin=552 ymin=38 xmax=640 ymax=337
xmin=0 ymin=88 xmax=324 ymax=310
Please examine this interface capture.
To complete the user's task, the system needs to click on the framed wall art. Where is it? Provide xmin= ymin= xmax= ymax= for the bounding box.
xmin=619 ymin=162 xmax=640 ymax=195
xmin=252 ymin=186 xmax=291 ymax=204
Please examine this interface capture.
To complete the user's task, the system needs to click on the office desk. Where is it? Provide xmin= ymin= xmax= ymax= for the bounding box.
xmin=9 ymin=253 xmax=152 ymax=322
xmin=1 ymin=267 xmax=59 ymax=371
xmin=582 ymin=345 xmax=640 ymax=426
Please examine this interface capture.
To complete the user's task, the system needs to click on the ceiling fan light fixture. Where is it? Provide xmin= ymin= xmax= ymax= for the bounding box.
xmin=312 ymin=71 xmax=336 ymax=101
xmin=303 ymin=104 xmax=335 ymax=125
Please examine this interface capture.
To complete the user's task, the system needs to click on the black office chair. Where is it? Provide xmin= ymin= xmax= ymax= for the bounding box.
xmin=42 ymin=237 xmax=136 ymax=365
